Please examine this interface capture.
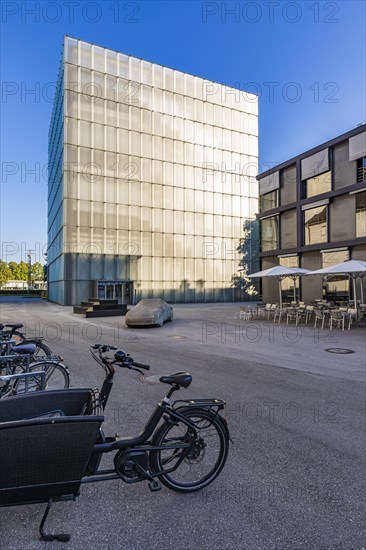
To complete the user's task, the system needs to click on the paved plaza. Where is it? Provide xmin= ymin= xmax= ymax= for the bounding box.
xmin=0 ymin=297 xmax=365 ymax=549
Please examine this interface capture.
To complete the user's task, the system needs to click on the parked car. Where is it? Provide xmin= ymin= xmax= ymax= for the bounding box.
xmin=125 ymin=299 xmax=173 ymax=327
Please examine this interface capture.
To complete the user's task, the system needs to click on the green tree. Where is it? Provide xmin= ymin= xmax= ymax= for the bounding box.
xmin=0 ymin=261 xmax=12 ymax=287
xmin=8 ymin=261 xmax=28 ymax=281
xmin=31 ymin=262 xmax=44 ymax=281
xmin=231 ymin=218 xmax=260 ymax=299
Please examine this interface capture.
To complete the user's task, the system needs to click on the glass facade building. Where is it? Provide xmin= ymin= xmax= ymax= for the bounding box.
xmin=48 ymin=37 xmax=258 ymax=305
xmin=257 ymin=126 xmax=366 ymax=303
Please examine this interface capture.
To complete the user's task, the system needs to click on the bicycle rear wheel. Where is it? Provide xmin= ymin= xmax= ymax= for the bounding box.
xmin=150 ymin=408 xmax=229 ymax=493
xmin=14 ymin=360 xmax=70 ymax=393
xmin=22 ymin=339 xmax=52 ymax=360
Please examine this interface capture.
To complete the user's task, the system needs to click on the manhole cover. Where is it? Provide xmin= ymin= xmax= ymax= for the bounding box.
xmin=169 ymin=335 xmax=186 ymax=340
xmin=141 ymin=374 xmax=164 ymax=384
xmin=325 ymin=348 xmax=355 ymax=354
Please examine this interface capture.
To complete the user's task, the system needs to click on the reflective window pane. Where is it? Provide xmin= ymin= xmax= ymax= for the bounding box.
xmin=356 ymin=191 xmax=366 ymax=237
xmin=303 ymin=206 xmax=327 ymax=245
xmin=261 ymin=216 xmax=279 ymax=251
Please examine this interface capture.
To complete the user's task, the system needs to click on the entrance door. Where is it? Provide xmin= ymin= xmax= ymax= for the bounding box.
xmin=115 ymin=283 xmax=123 ymax=302
xmin=97 ymin=281 xmax=133 ymax=304
xmin=122 ymin=282 xmax=132 ymax=304
xmin=105 ymin=283 xmax=114 ymax=299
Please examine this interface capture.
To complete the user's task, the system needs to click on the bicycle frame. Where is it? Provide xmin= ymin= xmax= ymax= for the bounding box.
xmin=82 ymin=395 xmax=225 ymax=485
xmin=0 ymin=353 xmax=32 ymax=397
xmin=0 ymin=345 xmax=230 ymax=542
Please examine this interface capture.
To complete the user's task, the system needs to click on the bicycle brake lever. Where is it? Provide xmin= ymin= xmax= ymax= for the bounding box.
xmin=127 ymin=364 xmax=145 ymax=376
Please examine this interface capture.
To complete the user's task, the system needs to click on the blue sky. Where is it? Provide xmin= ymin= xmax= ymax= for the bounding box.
xmin=1 ymin=0 xmax=365 ymax=261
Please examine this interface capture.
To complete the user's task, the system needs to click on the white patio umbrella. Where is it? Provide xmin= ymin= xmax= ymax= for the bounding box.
xmin=248 ymin=266 xmax=311 ymax=308
xmin=306 ymin=259 xmax=366 ymax=305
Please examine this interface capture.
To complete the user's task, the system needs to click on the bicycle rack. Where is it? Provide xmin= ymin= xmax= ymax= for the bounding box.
xmin=0 ymin=354 xmax=46 ymax=393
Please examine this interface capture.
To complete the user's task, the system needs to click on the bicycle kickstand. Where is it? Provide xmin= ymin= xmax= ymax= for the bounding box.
xmin=39 ymin=498 xmax=71 ymax=542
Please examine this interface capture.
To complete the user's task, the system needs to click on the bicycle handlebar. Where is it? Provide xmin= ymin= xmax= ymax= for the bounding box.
xmin=90 ymin=345 xmax=150 ymax=372
xmin=92 ymin=344 xmax=117 ymax=352
xmin=131 ymin=361 xmax=150 ymax=371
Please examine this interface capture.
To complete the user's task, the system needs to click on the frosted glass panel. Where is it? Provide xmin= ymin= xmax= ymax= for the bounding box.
xmin=51 ymin=39 xmax=258 ymax=304
xmin=80 ymin=120 xmax=91 ymax=148
xmin=65 ymin=37 xmax=78 ymax=64
xmin=93 ymin=46 xmax=105 ymax=72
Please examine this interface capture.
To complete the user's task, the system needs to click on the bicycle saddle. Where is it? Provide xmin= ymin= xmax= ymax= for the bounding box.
xmin=5 ymin=323 xmax=23 ymax=330
xmin=13 ymin=343 xmax=37 ymax=355
xmin=159 ymin=372 xmax=192 ymax=388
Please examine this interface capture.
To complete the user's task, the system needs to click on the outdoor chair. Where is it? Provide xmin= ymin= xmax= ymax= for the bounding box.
xmin=269 ymin=303 xmax=277 ymax=319
xmin=258 ymin=303 xmax=272 ymax=319
xmin=295 ymin=305 xmax=313 ymax=325
xmin=346 ymin=308 xmax=358 ymax=330
xmin=240 ymin=306 xmax=252 ymax=321
xmin=286 ymin=308 xmax=298 ymax=325
xmin=329 ymin=310 xmax=345 ymax=331
xmin=305 ymin=305 xmax=314 ymax=324
xmin=314 ymin=309 xmax=326 ymax=329
xmin=273 ymin=307 xmax=286 ymax=324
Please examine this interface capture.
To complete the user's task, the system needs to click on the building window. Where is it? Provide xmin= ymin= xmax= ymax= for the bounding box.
xmin=279 ymin=255 xmax=299 ymax=301
xmin=260 ymin=190 xmax=278 ymax=212
xmin=357 ymin=157 xmax=366 ymax=183
xmin=304 ymin=170 xmax=332 ymax=199
xmin=261 ymin=216 xmax=279 ymax=252
xmin=304 ymin=205 xmax=327 ymax=245
xmin=322 ymin=250 xmax=349 ymax=301
xmin=356 ymin=190 xmax=366 ymax=237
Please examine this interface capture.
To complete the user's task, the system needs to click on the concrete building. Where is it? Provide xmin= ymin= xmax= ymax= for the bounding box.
xmin=257 ymin=126 xmax=366 ymax=303
xmin=48 ymin=36 xmax=258 ymax=305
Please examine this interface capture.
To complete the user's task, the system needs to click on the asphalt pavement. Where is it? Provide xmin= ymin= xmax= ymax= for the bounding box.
xmin=0 ymin=298 xmax=365 ymax=550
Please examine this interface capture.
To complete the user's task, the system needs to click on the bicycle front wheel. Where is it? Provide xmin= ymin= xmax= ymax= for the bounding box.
xmin=15 ymin=361 xmax=70 ymax=393
xmin=150 ymin=408 xmax=229 ymax=493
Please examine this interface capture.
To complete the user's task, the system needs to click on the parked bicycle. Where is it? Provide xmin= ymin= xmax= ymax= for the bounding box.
xmin=0 ymin=344 xmax=231 ymax=541
xmin=0 ymin=339 xmax=70 ymax=396
xmin=0 ymin=322 xmax=51 ymax=360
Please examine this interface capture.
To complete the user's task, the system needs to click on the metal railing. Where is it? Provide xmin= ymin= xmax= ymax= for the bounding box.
xmin=357 ymin=166 xmax=366 ymax=183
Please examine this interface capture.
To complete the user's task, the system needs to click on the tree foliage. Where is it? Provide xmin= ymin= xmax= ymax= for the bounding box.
xmin=0 ymin=261 xmax=12 ymax=286
xmin=8 ymin=261 xmax=28 ymax=281
xmin=231 ymin=218 xmax=260 ymax=299
xmin=31 ymin=262 xmax=45 ymax=281
xmin=0 ymin=260 xmax=44 ymax=286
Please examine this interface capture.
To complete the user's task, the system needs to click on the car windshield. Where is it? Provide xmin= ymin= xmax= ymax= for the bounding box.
xmin=137 ymin=300 xmax=163 ymax=307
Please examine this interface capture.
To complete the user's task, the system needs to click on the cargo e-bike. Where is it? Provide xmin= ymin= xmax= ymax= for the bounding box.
xmin=0 ymin=344 xmax=231 ymax=542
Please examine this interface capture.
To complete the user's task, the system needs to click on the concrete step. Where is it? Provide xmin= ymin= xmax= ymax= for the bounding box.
xmin=73 ymin=306 xmax=91 ymax=314
xmin=92 ymin=303 xmax=128 ymax=311
xmin=88 ymin=298 xmax=118 ymax=305
xmin=85 ymin=309 xmax=128 ymax=318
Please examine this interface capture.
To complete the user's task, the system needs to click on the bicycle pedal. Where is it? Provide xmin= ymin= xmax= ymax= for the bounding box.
xmin=149 ymin=479 xmax=162 ymax=492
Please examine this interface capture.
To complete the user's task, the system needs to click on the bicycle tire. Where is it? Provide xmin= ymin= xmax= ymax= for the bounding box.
xmin=150 ymin=408 xmax=229 ymax=493
xmin=6 ymin=332 xmax=52 ymax=360
xmin=0 ymin=356 xmax=25 ymax=397
xmin=14 ymin=360 xmax=70 ymax=393
xmin=24 ymin=339 xmax=52 ymax=360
